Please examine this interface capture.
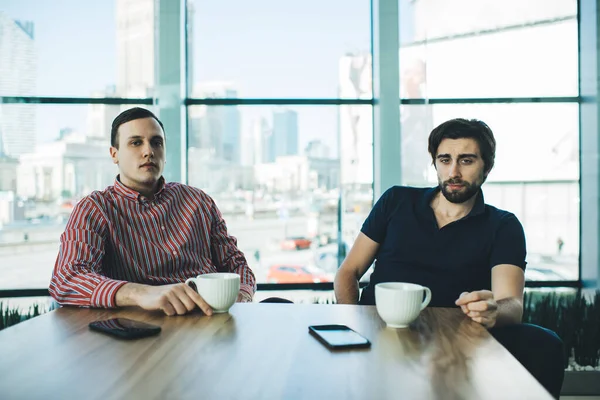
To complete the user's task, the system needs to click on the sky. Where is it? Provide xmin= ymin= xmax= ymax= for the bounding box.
xmin=0 ymin=0 xmax=372 ymax=155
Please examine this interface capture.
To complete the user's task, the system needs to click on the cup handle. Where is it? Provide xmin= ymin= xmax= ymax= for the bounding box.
xmin=420 ymin=287 xmax=432 ymax=310
xmin=185 ymin=278 xmax=196 ymax=289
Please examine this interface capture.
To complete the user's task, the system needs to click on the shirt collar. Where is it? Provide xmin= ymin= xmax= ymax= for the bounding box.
xmin=468 ymin=189 xmax=485 ymax=217
xmin=114 ymin=175 xmax=166 ymax=203
xmin=419 ymin=186 xmax=485 ymax=219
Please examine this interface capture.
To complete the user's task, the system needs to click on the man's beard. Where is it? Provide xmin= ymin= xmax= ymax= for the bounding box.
xmin=439 ymin=178 xmax=481 ymax=204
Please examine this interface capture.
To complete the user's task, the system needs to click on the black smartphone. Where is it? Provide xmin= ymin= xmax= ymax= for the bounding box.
xmin=89 ymin=318 xmax=161 ymax=340
xmin=308 ymin=324 xmax=371 ymax=349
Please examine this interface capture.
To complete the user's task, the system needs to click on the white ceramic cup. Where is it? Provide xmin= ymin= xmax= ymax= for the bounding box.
xmin=185 ymin=273 xmax=240 ymax=313
xmin=375 ymin=282 xmax=432 ymax=328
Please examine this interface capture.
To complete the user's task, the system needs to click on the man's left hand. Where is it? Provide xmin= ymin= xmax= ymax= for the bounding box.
xmin=236 ymin=292 xmax=253 ymax=303
xmin=455 ymin=290 xmax=498 ymax=328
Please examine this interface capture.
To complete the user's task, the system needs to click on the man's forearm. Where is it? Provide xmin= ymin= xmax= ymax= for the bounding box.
xmin=115 ymin=282 xmax=148 ymax=307
xmin=334 ymin=269 xmax=360 ymax=304
xmin=495 ymin=297 xmax=523 ymax=327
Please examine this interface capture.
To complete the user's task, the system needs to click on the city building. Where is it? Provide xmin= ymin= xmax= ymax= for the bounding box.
xmin=188 ymin=147 xmax=254 ymax=194
xmin=0 ymin=12 xmax=36 ymax=158
xmin=242 ymin=117 xmax=271 ymax=166
xmin=116 ymin=0 xmax=155 ymax=98
xmin=254 ymin=155 xmax=339 ymax=194
xmin=0 ymin=191 xmax=25 ymax=226
xmin=267 ymin=109 xmax=298 ymax=162
xmin=17 ymin=130 xmax=115 ymax=201
xmin=86 ymin=87 xmax=121 ymax=141
xmin=304 ymin=140 xmax=331 ymax=159
xmin=338 ymin=53 xmax=373 ymax=188
xmin=0 ymin=155 xmax=18 ymax=193
xmin=189 ymin=82 xmax=241 ymax=163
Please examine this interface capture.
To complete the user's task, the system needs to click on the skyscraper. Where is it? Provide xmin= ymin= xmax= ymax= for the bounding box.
xmin=305 ymin=140 xmax=331 ymax=159
xmin=338 ymin=53 xmax=372 ymax=187
xmin=268 ymin=109 xmax=298 ymax=162
xmin=115 ymin=0 xmax=195 ymax=98
xmin=116 ymin=0 xmax=155 ymax=97
xmin=189 ymin=82 xmax=241 ymax=164
xmin=86 ymin=86 xmax=121 ymax=141
xmin=0 ymin=12 xmax=36 ymax=157
xmin=248 ymin=117 xmax=270 ymax=165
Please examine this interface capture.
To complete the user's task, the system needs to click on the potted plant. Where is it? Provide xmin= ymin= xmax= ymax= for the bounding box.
xmin=0 ymin=302 xmax=46 ymax=332
xmin=524 ymin=289 xmax=600 ymax=396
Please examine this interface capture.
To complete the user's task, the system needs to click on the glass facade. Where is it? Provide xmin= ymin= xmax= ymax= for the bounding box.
xmin=186 ymin=105 xmax=372 ymax=284
xmin=0 ymin=0 xmax=588 ymax=295
xmin=398 ymin=0 xmax=580 ymax=282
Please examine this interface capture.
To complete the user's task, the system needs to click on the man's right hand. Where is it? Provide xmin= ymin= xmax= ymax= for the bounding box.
xmin=117 ymin=282 xmax=213 ymax=316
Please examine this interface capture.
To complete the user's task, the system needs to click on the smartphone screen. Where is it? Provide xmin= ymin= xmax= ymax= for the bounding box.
xmin=309 ymin=324 xmax=371 ymax=349
xmin=89 ymin=318 xmax=161 ymax=339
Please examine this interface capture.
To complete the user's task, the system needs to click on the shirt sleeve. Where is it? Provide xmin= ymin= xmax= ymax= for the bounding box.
xmin=207 ymin=196 xmax=257 ymax=301
xmin=49 ymin=197 xmax=128 ymax=308
xmin=360 ymin=186 xmax=398 ymax=244
xmin=489 ymin=213 xmax=527 ymax=270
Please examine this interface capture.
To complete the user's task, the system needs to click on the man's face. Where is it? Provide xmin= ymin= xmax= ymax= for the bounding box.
xmin=109 ymin=117 xmax=166 ymax=192
xmin=435 ymin=138 xmax=487 ymax=204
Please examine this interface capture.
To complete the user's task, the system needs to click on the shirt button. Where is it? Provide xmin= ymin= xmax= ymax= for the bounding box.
xmin=161 ymin=226 xmax=166 ymax=230
xmin=173 ymin=251 xmax=178 ymax=256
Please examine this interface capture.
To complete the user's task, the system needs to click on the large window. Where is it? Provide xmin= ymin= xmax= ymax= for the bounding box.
xmin=398 ymin=0 xmax=580 ymax=283
xmin=0 ymin=0 xmax=372 ymax=293
xmin=399 ymin=0 xmax=578 ymax=98
xmin=0 ymin=0 xmax=585 ymax=298
xmin=0 ymin=0 xmax=155 ymax=98
xmin=190 ymin=0 xmax=371 ymax=98
xmin=186 ymin=0 xmax=372 ymax=285
xmin=186 ymin=105 xmax=373 ymax=284
xmin=0 ymin=0 xmax=154 ymax=294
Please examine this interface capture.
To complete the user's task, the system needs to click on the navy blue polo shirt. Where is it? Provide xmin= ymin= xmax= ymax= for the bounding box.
xmin=359 ymin=186 xmax=526 ymax=307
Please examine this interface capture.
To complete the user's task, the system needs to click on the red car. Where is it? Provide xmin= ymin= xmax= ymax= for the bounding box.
xmin=280 ymin=237 xmax=312 ymax=251
xmin=266 ymin=264 xmax=332 ymax=283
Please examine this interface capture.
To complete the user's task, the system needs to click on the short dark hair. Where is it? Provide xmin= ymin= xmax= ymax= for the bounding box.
xmin=428 ymin=118 xmax=496 ymax=174
xmin=110 ymin=107 xmax=165 ymax=148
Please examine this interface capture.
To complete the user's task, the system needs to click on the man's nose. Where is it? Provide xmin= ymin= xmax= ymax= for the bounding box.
xmin=449 ymin=162 xmax=461 ymax=178
xmin=142 ymin=143 xmax=154 ymax=157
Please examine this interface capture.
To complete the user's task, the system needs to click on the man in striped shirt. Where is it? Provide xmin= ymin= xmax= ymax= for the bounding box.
xmin=50 ymin=107 xmax=256 ymax=316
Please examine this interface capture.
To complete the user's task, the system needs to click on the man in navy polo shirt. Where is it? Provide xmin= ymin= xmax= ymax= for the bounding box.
xmin=334 ymin=118 xmax=564 ymax=398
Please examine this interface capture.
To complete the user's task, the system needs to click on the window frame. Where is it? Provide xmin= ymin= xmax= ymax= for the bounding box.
xmin=1 ymin=0 xmax=592 ymax=300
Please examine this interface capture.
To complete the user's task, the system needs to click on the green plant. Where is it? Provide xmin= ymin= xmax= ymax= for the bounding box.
xmin=0 ymin=302 xmax=51 ymax=331
xmin=0 ymin=303 xmax=22 ymax=330
xmin=524 ymin=290 xmax=600 ymax=368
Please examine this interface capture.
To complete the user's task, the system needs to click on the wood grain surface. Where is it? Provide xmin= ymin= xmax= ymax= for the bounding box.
xmin=0 ymin=304 xmax=552 ymax=400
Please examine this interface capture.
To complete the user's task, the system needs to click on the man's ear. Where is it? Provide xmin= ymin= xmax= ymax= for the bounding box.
xmin=110 ymin=146 xmax=118 ymax=164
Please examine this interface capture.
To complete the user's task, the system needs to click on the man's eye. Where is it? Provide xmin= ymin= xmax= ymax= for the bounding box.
xmin=461 ymin=159 xmax=473 ymax=164
xmin=153 ymin=141 xmax=163 ymax=147
xmin=439 ymin=159 xmax=450 ymax=164
xmin=131 ymin=141 xmax=141 ymax=146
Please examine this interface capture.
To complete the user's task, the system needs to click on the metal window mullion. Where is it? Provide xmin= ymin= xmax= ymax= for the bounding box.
xmin=372 ymin=0 xmax=401 ymax=199
xmin=156 ymin=0 xmax=187 ymax=184
xmin=579 ymin=0 xmax=600 ymax=289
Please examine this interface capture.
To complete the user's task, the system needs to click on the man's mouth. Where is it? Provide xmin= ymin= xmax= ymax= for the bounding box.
xmin=140 ymin=162 xmax=157 ymax=169
xmin=446 ymin=182 xmax=465 ymax=190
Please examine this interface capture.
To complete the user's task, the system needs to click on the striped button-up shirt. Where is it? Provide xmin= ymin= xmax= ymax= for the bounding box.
xmin=50 ymin=177 xmax=256 ymax=308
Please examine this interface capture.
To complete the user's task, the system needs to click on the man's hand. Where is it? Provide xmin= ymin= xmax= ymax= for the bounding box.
xmin=455 ymin=290 xmax=498 ymax=328
xmin=236 ymin=292 xmax=253 ymax=303
xmin=131 ymin=283 xmax=213 ymax=316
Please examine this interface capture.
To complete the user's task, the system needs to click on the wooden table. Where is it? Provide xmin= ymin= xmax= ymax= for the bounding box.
xmin=0 ymin=304 xmax=551 ymax=400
